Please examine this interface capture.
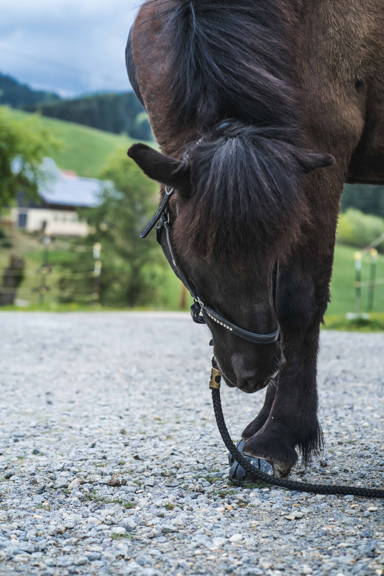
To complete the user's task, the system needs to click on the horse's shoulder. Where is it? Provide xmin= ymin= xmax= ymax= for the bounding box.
xmin=299 ymin=2 xmax=384 ymax=184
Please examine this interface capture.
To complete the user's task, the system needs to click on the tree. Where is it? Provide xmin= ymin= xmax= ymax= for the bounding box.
xmin=60 ymin=149 xmax=165 ymax=308
xmin=337 ymin=208 xmax=384 ymax=249
xmin=0 ymin=107 xmax=56 ymax=209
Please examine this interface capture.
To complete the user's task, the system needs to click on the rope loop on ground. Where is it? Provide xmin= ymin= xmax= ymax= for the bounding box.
xmin=211 ymin=388 xmax=384 ymax=498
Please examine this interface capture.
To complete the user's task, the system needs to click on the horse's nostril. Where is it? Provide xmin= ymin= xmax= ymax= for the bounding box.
xmin=228 ymin=350 xmax=282 ymax=393
xmin=237 ymin=375 xmax=267 ymax=393
xmin=238 ymin=380 xmax=253 ymax=393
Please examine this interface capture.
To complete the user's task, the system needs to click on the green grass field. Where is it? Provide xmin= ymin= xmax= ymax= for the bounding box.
xmin=5 ymin=108 xmax=133 ymax=178
xmin=0 ymin=226 xmax=183 ymax=310
xmin=1 ymin=227 xmax=383 ymax=328
xmin=328 ymin=244 xmax=384 ymax=315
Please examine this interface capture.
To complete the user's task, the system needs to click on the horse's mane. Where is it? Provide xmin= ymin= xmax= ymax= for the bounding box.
xmin=150 ymin=0 xmax=309 ymax=259
xmin=163 ymin=0 xmax=297 ymax=132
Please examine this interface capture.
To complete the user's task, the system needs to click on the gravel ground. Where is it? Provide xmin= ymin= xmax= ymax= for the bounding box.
xmin=0 ymin=312 xmax=383 ymax=576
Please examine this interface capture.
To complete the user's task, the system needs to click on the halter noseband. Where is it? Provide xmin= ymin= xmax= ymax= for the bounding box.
xmin=141 ymin=187 xmax=280 ymax=345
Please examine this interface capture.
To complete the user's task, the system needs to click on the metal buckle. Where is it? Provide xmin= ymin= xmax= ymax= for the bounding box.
xmin=209 ymin=366 xmax=222 ymax=389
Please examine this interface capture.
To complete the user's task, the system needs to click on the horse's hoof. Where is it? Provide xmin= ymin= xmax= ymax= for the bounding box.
xmin=228 ymin=440 xmax=274 ymax=484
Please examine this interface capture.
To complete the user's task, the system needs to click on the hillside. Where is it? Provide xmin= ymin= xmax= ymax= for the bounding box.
xmin=1 ymin=73 xmax=151 ymax=141
xmin=0 ymin=73 xmax=60 ymax=109
xmin=29 ymin=91 xmax=152 ymax=141
xmin=5 ymin=108 xmax=133 ymax=178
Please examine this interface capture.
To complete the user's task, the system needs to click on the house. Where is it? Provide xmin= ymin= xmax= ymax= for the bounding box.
xmin=12 ymin=159 xmax=103 ymax=237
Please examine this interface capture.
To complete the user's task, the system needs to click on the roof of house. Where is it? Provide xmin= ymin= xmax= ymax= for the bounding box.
xmin=40 ymin=170 xmax=103 ymax=208
xmin=14 ymin=157 xmax=104 ymax=209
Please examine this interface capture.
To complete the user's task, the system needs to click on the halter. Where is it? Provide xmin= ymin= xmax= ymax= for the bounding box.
xmin=141 ymin=187 xmax=280 ymax=345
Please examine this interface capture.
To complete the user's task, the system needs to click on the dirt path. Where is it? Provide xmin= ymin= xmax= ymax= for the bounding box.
xmin=0 ymin=313 xmax=382 ymax=575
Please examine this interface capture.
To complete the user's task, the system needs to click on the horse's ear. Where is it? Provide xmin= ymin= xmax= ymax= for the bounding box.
xmin=128 ymin=144 xmax=190 ymax=189
xmin=296 ymin=151 xmax=336 ymax=173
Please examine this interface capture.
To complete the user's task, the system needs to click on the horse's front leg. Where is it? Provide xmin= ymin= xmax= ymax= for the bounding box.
xmin=241 ymin=379 xmax=277 ymax=439
xmin=243 ymin=256 xmax=331 ymax=476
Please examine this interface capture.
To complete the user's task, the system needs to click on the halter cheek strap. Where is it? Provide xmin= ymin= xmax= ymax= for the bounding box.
xmin=140 ymin=186 xmax=174 ymax=239
xmin=141 ymin=187 xmax=280 ymax=345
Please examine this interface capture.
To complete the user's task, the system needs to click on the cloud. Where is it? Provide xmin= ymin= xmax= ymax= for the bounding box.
xmin=0 ymin=0 xmax=141 ymax=95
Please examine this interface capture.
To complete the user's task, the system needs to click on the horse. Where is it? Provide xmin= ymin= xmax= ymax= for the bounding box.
xmin=126 ymin=0 xmax=384 ymax=477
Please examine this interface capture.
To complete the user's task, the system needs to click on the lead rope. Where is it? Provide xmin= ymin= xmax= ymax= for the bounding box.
xmin=209 ymin=358 xmax=384 ymax=498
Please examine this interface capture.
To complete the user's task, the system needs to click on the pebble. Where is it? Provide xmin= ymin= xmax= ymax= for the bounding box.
xmin=285 ymin=512 xmax=304 ymax=521
xmin=68 ymin=478 xmax=80 ymax=491
xmin=74 ymin=557 xmax=88 ymax=566
xmin=212 ymin=537 xmax=226 ymax=548
xmin=0 ymin=314 xmax=382 ymax=576
xmin=229 ymin=534 xmax=244 ymax=543
xmin=54 ymin=476 xmax=69 ymax=489
xmin=122 ymin=519 xmax=136 ymax=532
xmin=111 ymin=527 xmax=127 ymax=537
xmin=160 ymin=525 xmax=177 ymax=534
xmin=86 ymin=552 xmax=102 ymax=561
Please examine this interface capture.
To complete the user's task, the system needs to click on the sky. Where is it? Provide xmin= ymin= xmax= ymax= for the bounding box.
xmin=0 ymin=0 xmax=141 ymax=96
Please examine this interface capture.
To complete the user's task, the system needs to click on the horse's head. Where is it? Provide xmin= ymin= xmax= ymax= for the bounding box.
xmin=129 ymin=125 xmax=334 ymax=393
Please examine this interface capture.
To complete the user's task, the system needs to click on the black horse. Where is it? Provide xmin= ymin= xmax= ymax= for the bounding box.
xmin=126 ymin=0 xmax=384 ymax=477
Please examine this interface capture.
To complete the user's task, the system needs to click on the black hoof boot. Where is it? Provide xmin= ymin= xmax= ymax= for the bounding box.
xmin=228 ymin=440 xmax=273 ymax=484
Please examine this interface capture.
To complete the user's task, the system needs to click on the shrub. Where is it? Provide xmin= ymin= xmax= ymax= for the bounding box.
xmin=337 ymin=209 xmax=384 ymax=249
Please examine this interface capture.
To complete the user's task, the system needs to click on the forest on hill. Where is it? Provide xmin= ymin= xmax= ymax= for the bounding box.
xmin=0 ymin=73 xmax=151 ymax=142
xmin=0 ymin=72 xmax=60 ymax=108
